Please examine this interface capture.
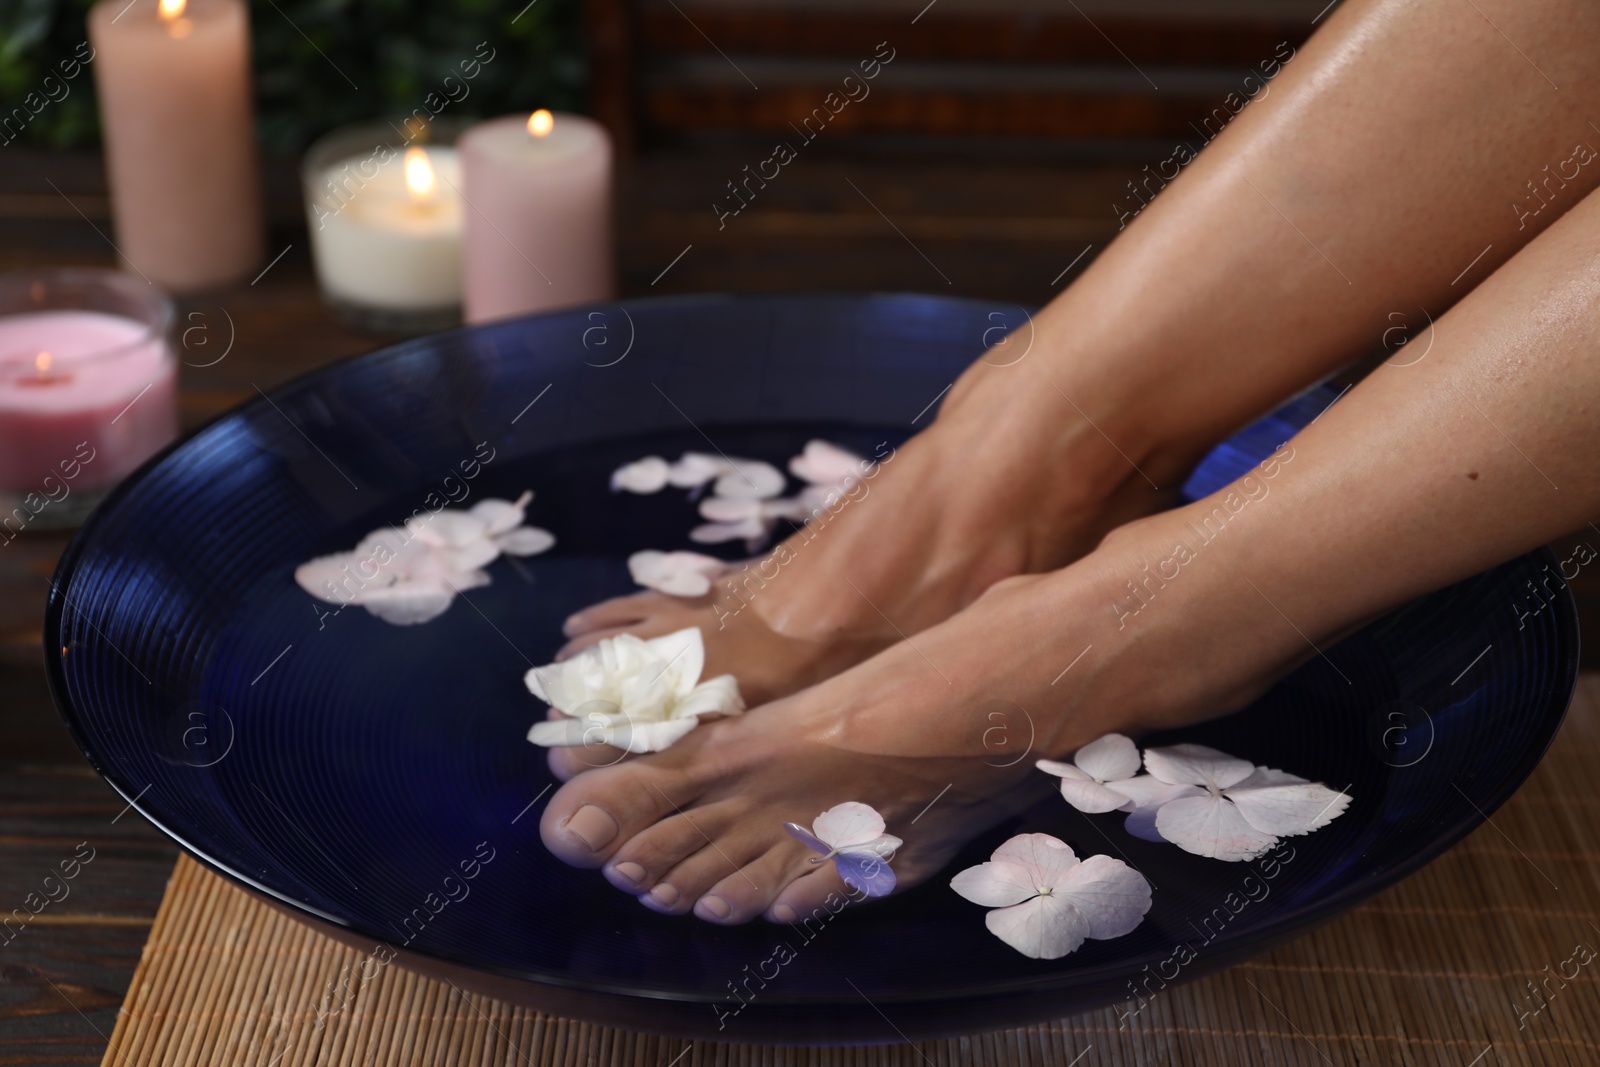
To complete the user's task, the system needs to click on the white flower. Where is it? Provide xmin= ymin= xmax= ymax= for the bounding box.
xmin=950 ymin=833 xmax=1151 ymax=960
xmin=294 ymin=493 xmax=552 ymax=626
xmin=627 ymin=550 xmax=728 ymax=597
xmin=611 ymin=456 xmax=670 ymax=493
xmin=1035 ymin=734 xmax=1149 ymax=813
xmin=789 ymin=439 xmax=868 ymax=490
xmin=783 ymin=802 xmax=901 ymax=897
xmin=1124 ymin=744 xmax=1351 ymax=861
xmin=524 ymin=627 xmax=743 ymax=753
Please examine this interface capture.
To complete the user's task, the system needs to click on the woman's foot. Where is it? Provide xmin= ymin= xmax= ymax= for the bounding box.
xmin=538 ymin=486 xmax=1321 ymax=924
xmin=551 ymin=387 xmax=1197 ymax=781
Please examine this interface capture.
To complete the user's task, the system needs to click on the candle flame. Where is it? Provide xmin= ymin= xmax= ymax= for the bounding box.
xmin=403 ymin=147 xmax=437 ymax=202
xmin=158 ymin=0 xmax=186 ymax=20
xmin=527 ymin=109 xmax=554 ymax=138
xmin=35 ymin=352 xmax=51 ymax=374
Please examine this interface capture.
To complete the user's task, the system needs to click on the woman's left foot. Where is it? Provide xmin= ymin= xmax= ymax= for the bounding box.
xmin=538 ymin=502 xmax=1318 ymax=923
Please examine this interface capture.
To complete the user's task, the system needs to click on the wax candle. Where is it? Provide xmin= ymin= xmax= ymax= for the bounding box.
xmin=303 ymin=125 xmax=464 ymax=331
xmin=460 ymin=111 xmax=613 ymax=324
xmin=88 ymin=0 xmax=263 ymax=293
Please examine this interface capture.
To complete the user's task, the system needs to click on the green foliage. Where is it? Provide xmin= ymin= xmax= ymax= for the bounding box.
xmin=0 ymin=0 xmax=587 ymax=154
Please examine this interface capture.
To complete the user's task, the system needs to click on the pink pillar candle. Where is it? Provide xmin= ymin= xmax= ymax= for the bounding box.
xmin=88 ymin=0 xmax=263 ymax=293
xmin=460 ymin=111 xmax=613 ymax=323
xmin=0 ymin=310 xmax=178 ymax=494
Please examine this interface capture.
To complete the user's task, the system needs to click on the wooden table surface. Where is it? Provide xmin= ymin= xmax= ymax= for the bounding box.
xmin=0 ymin=146 xmax=1595 ymax=1062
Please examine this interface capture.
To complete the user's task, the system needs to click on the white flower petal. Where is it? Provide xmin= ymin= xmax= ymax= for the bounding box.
xmin=812 ymin=801 xmax=888 ymax=850
xmin=1124 ymin=783 xmax=1205 ymax=842
xmin=990 ymin=832 xmax=1081 ymax=888
xmin=1035 ymin=758 xmax=1092 ymax=781
xmin=294 ymin=552 xmax=363 ymax=604
xmin=607 ymin=717 xmax=702 ymax=753
xmin=469 ymin=492 xmax=532 ymax=535
xmin=406 ymin=509 xmax=488 ymax=548
xmin=690 ymin=517 xmax=769 ymax=544
xmin=1055 ymin=854 xmax=1152 ymax=940
xmin=698 ymin=496 xmax=759 ymax=523
xmin=526 ymin=718 xmax=589 ymax=746
xmin=789 ymin=440 xmax=866 ymax=487
xmin=984 ymin=894 xmax=1090 ymax=960
xmin=642 ymin=628 xmax=706 ymax=697
xmin=612 ymin=457 xmax=671 ymax=494
xmin=712 ymin=459 xmax=786 ymax=500
xmin=1227 ymin=781 xmax=1351 ymax=838
xmin=357 ymin=580 xmax=459 ymax=625
xmin=1105 ymin=774 xmax=1176 ymax=809
xmin=496 ymin=526 xmax=556 ymax=556
xmin=1058 ymin=778 xmax=1140 ymax=814
xmin=628 ymin=550 xmax=725 ymax=597
xmin=949 ymin=860 xmax=1039 ymax=908
xmin=1144 ymin=743 xmax=1257 ymax=791
xmin=1074 ymin=734 xmax=1142 ymax=782
xmin=667 ymin=453 xmax=729 ymax=488
xmin=1154 ymin=793 xmax=1281 ymax=861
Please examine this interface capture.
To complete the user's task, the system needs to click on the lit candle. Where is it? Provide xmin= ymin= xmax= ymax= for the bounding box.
xmin=87 ymin=0 xmax=264 ymax=293
xmin=460 ymin=111 xmax=613 ymax=324
xmin=303 ymin=125 xmax=465 ymax=330
xmin=0 ymin=271 xmax=177 ymax=519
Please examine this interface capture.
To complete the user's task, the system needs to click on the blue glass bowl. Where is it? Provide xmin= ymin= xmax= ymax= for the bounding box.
xmin=46 ymin=294 xmax=1577 ymax=1044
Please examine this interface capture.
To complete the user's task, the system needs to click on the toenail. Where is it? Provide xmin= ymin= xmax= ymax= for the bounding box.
xmin=563 ymin=805 xmax=619 ymax=851
xmin=695 ymin=895 xmax=732 ymax=921
xmin=647 ymin=883 xmax=679 ymax=907
xmin=607 ymin=861 xmax=646 ymax=888
xmin=769 ymin=903 xmax=797 ymax=924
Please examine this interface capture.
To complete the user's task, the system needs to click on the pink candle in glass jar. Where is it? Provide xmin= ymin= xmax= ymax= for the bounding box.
xmin=0 ymin=272 xmax=178 ymax=527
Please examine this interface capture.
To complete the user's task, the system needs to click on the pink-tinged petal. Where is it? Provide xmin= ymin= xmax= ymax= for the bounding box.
xmin=1036 ymin=758 xmax=1091 ymax=781
xmin=627 ymin=550 xmax=724 ymax=596
xmin=496 ymin=526 xmax=555 ymax=556
xmin=1144 ymin=744 xmax=1256 ymax=790
xmin=294 ymin=552 xmax=362 ymax=604
xmin=1153 ymin=794 xmax=1280 ymax=861
xmin=1227 ymin=781 xmax=1350 ymax=838
xmin=690 ymin=518 xmax=769 ymax=544
xmin=1074 ymin=734 xmax=1142 ymax=781
xmin=698 ymin=496 xmax=760 ymax=523
xmin=712 ymin=459 xmax=786 ymax=500
xmin=1232 ymin=766 xmax=1308 ymax=789
xmin=357 ymin=581 xmax=457 ymax=625
xmin=949 ymin=860 xmax=1039 ymax=908
xmin=789 ymin=439 xmax=867 ymax=487
xmin=990 ymin=832 xmax=1081 ymax=887
xmin=1123 ymin=783 xmax=1206 ymax=841
xmin=985 ymin=895 xmax=1091 ymax=960
xmin=406 ymin=510 xmax=488 ymax=548
xmin=1059 ymin=778 xmax=1140 ymax=814
xmin=612 ymin=457 xmax=671 ymax=494
xmin=667 ymin=452 xmax=729 ymax=488
xmin=812 ymin=801 xmax=887 ymax=849
xmin=469 ymin=492 xmax=532 ymax=535
xmin=1055 ymin=854 xmax=1152 ymax=939
xmin=1104 ymin=774 xmax=1176 ymax=809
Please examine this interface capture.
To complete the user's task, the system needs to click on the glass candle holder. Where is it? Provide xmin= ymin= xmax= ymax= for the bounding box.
xmin=0 ymin=268 xmax=178 ymax=531
xmin=302 ymin=120 xmax=466 ymax=334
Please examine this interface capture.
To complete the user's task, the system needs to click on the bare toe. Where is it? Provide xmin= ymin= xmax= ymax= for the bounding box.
xmin=539 ymin=760 xmax=692 ymax=867
xmin=602 ymin=803 xmax=739 ymax=893
xmin=698 ymin=845 xmax=815 ymax=925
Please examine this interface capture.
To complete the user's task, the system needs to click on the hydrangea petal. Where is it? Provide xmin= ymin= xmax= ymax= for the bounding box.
xmin=628 ymin=550 xmax=725 ymax=596
xmin=1055 ymin=854 xmax=1152 ymax=940
xmin=949 ymin=860 xmax=1039 ymax=908
xmin=1105 ymin=774 xmax=1177 ymax=809
xmin=1074 ymin=734 xmax=1142 ymax=781
xmin=612 ymin=456 xmax=670 ymax=493
xmin=812 ymin=801 xmax=888 ymax=849
xmin=1153 ymin=793 xmax=1280 ymax=861
xmin=1124 ymin=783 xmax=1205 ymax=842
xmin=1144 ymin=743 xmax=1257 ymax=790
xmin=712 ymin=459 xmax=786 ymax=500
xmin=470 ymin=491 xmax=532 ymax=535
xmin=690 ymin=517 xmax=769 ymax=544
xmin=496 ymin=526 xmax=555 ymax=556
xmin=985 ymin=894 xmax=1091 ymax=960
xmin=294 ymin=552 xmax=365 ymax=604
xmin=667 ymin=453 xmax=728 ymax=488
xmin=357 ymin=580 xmax=459 ymax=625
xmin=1058 ymin=778 xmax=1139 ymax=814
xmin=789 ymin=440 xmax=866 ymax=486
xmin=1227 ymin=780 xmax=1350 ymax=838
xmin=990 ymin=832 xmax=1081 ymax=888
xmin=836 ymin=851 xmax=897 ymax=897
xmin=1035 ymin=758 xmax=1091 ymax=781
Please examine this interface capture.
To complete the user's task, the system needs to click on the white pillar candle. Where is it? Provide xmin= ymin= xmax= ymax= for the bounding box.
xmin=88 ymin=0 xmax=263 ymax=293
xmin=459 ymin=111 xmax=613 ymax=324
xmin=303 ymin=130 xmax=464 ymax=327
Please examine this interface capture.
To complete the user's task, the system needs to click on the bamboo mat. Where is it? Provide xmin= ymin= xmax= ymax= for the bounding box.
xmin=103 ymin=680 xmax=1600 ymax=1067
